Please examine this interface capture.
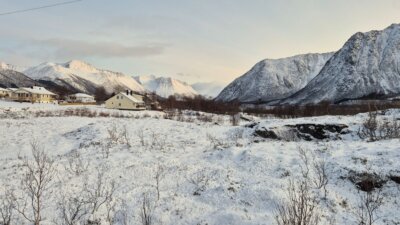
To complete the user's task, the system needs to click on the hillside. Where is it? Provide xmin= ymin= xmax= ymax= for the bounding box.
xmin=215 ymin=53 xmax=334 ymax=103
xmin=281 ymin=24 xmax=400 ymax=105
xmin=24 ymin=60 xmax=145 ymax=94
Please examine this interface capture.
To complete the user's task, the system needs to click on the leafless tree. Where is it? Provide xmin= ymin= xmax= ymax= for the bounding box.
xmin=354 ymin=189 xmax=384 ymax=225
xmin=136 ymin=127 xmax=146 ymax=147
xmin=82 ymin=172 xmax=116 ymax=218
xmin=358 ymin=111 xmax=379 ymax=141
xmin=188 ymin=169 xmax=216 ymax=196
xmin=16 ymin=141 xmax=56 ymax=225
xmin=274 ymin=179 xmax=320 ymax=225
xmin=0 ymin=189 xmax=15 ymax=225
xmin=107 ymin=124 xmax=121 ymax=144
xmin=122 ymin=125 xmax=131 ymax=148
xmin=299 ymin=148 xmax=311 ymax=179
xmin=154 ymin=164 xmax=166 ymax=201
xmin=65 ymin=150 xmax=89 ymax=176
xmin=140 ymin=194 xmax=153 ymax=225
xmin=312 ymin=158 xmax=329 ymax=199
xmin=57 ymin=193 xmax=89 ymax=225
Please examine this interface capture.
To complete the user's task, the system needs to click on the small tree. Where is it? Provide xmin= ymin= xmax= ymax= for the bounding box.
xmin=16 ymin=141 xmax=56 ymax=225
xmin=95 ymin=87 xmax=110 ymax=103
xmin=0 ymin=189 xmax=15 ymax=225
xmin=354 ymin=189 xmax=383 ymax=225
xmin=140 ymin=194 xmax=153 ymax=225
xmin=274 ymin=179 xmax=320 ymax=225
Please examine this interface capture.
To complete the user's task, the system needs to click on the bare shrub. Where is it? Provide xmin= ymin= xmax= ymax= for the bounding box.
xmin=107 ymin=124 xmax=121 ymax=144
xmin=101 ymin=142 xmax=112 ymax=159
xmin=358 ymin=111 xmax=400 ymax=141
xmin=274 ymin=179 xmax=320 ymax=225
xmin=353 ymin=189 xmax=384 ymax=225
xmin=65 ymin=150 xmax=89 ymax=176
xmin=312 ymin=158 xmax=329 ymax=199
xmin=122 ymin=125 xmax=131 ymax=148
xmin=140 ymin=194 xmax=153 ymax=225
xmin=358 ymin=111 xmax=379 ymax=141
xmin=15 ymin=141 xmax=57 ymax=225
xmin=149 ymin=131 xmax=168 ymax=152
xmin=188 ymin=169 xmax=216 ymax=196
xmin=298 ymin=148 xmax=311 ymax=179
xmin=154 ymin=164 xmax=166 ymax=201
xmin=206 ymin=133 xmax=228 ymax=150
xmin=0 ymin=189 xmax=15 ymax=225
xmin=136 ymin=127 xmax=146 ymax=147
xmin=82 ymin=171 xmax=116 ymax=223
xmin=57 ymin=193 xmax=89 ymax=225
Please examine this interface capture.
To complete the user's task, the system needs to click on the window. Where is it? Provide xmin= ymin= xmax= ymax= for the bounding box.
xmin=116 ymin=96 xmax=119 ymax=99
xmin=119 ymin=103 xmax=121 ymax=106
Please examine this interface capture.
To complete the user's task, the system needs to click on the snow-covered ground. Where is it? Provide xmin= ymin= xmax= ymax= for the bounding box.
xmin=0 ymin=100 xmax=399 ymax=225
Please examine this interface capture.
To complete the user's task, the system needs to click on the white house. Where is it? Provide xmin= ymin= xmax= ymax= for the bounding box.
xmin=12 ymin=86 xmax=57 ymax=103
xmin=105 ymin=91 xmax=146 ymax=110
xmin=0 ymin=87 xmax=8 ymax=97
xmin=66 ymin=93 xmax=96 ymax=103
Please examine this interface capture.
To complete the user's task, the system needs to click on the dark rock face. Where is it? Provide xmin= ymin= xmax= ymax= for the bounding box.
xmin=252 ymin=123 xmax=349 ymax=141
xmin=254 ymin=128 xmax=280 ymax=140
xmin=285 ymin=124 xmax=349 ymax=140
xmin=348 ymin=172 xmax=387 ymax=192
xmin=389 ymin=175 xmax=400 ymax=184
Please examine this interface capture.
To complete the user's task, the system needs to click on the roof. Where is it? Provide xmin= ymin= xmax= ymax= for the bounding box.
xmin=0 ymin=87 xmax=7 ymax=91
xmin=119 ymin=92 xmax=144 ymax=103
xmin=17 ymin=86 xmax=56 ymax=95
xmin=69 ymin=93 xmax=94 ymax=98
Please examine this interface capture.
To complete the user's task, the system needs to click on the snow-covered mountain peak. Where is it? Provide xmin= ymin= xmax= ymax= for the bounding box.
xmin=215 ymin=52 xmax=334 ymax=103
xmin=64 ymin=60 xmax=98 ymax=73
xmin=24 ymin=61 xmax=145 ymax=94
xmin=0 ymin=62 xmax=9 ymax=70
xmin=280 ymin=23 xmax=400 ymax=105
xmin=135 ymin=75 xmax=198 ymax=98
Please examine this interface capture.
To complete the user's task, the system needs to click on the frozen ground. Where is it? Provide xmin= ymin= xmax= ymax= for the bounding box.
xmin=0 ymin=100 xmax=399 ymax=225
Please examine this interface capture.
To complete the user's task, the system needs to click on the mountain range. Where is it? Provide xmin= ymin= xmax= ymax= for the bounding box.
xmin=23 ymin=60 xmax=145 ymax=94
xmin=215 ymin=53 xmax=334 ymax=103
xmin=134 ymin=75 xmax=198 ymax=98
xmin=217 ymin=23 xmax=400 ymax=105
xmin=281 ymin=23 xmax=400 ymax=104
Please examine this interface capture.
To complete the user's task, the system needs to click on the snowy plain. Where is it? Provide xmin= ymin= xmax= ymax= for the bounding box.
xmin=0 ymin=100 xmax=399 ymax=225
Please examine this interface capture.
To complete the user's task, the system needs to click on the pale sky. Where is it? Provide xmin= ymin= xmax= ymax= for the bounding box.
xmin=1 ymin=0 xmax=400 ymax=84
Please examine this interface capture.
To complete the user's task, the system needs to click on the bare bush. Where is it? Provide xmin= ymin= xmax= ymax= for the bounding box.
xmin=16 ymin=141 xmax=56 ymax=225
xmin=107 ymin=124 xmax=121 ymax=144
xmin=122 ymin=125 xmax=131 ymax=148
xmin=136 ymin=127 xmax=146 ymax=147
xmin=206 ymin=133 xmax=229 ymax=150
xmin=0 ymin=189 xmax=15 ymax=225
xmin=154 ymin=165 xmax=166 ymax=201
xmin=82 ymin=171 xmax=116 ymax=223
xmin=57 ymin=193 xmax=89 ymax=225
xmin=188 ymin=169 xmax=216 ymax=196
xmin=140 ymin=194 xmax=153 ymax=225
xmin=354 ymin=189 xmax=384 ymax=225
xmin=65 ymin=150 xmax=89 ymax=176
xmin=312 ymin=158 xmax=329 ymax=199
xmin=358 ymin=111 xmax=400 ymax=141
xmin=149 ymin=131 xmax=168 ymax=152
xmin=274 ymin=179 xmax=320 ymax=225
xmin=299 ymin=148 xmax=311 ymax=179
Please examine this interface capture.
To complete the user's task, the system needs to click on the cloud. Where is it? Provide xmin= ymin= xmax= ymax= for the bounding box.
xmin=30 ymin=38 xmax=168 ymax=58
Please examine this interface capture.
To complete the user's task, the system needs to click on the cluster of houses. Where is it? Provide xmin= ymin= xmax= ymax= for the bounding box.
xmin=0 ymin=86 xmax=159 ymax=111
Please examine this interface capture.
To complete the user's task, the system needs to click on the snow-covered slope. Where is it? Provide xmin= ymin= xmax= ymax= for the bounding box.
xmin=215 ymin=53 xmax=334 ymax=103
xmin=0 ymin=64 xmax=38 ymax=88
xmin=135 ymin=75 xmax=198 ymax=98
xmin=24 ymin=60 xmax=145 ymax=94
xmin=0 ymin=62 xmax=9 ymax=70
xmin=281 ymin=24 xmax=400 ymax=105
xmin=192 ymin=82 xmax=225 ymax=98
